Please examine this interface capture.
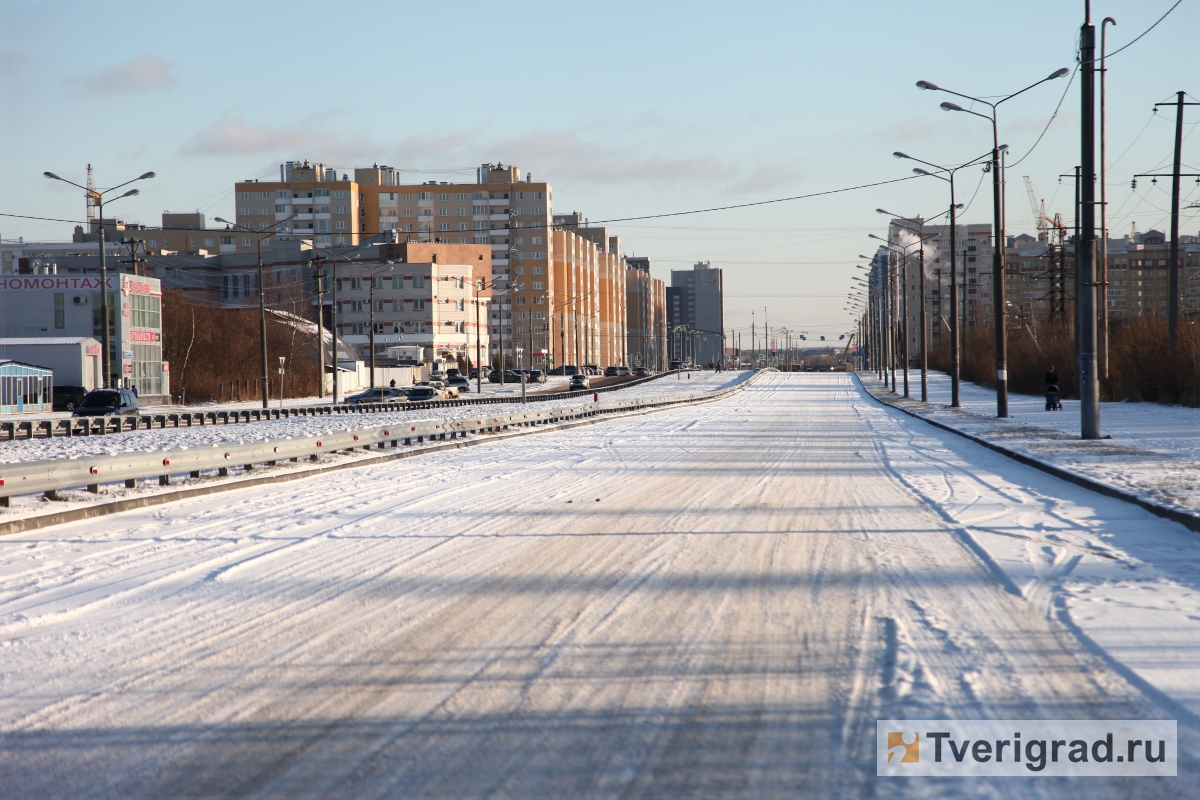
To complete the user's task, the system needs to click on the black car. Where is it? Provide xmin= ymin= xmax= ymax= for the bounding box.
xmin=633 ymin=367 xmax=650 ymax=378
xmin=468 ymin=367 xmax=480 ymax=379
xmin=604 ymin=366 xmax=620 ymax=377
xmin=527 ymin=370 xmax=547 ymax=384
xmin=72 ymin=388 xmax=139 ymax=417
xmin=669 ymin=360 xmax=683 ymax=370
xmin=488 ymin=369 xmax=503 ymax=383
xmin=53 ymin=385 xmax=88 ymax=412
xmin=446 ymin=368 xmax=462 ymax=379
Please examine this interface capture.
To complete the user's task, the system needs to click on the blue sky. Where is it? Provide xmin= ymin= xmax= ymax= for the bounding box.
xmin=2 ymin=0 xmax=1197 ymax=341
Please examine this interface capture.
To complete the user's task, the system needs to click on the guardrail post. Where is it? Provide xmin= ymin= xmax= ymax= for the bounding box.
xmin=219 ymin=467 xmax=230 ymax=476
xmin=190 ymin=470 xmax=201 ymax=478
xmin=125 ymin=478 xmax=136 ymax=488
xmin=86 ymin=483 xmax=99 ymax=493
xmin=159 ymin=475 xmax=170 ymax=486
xmin=43 ymin=489 xmax=61 ymax=501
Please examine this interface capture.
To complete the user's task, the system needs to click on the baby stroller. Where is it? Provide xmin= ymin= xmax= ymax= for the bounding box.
xmin=1045 ymin=384 xmax=1062 ymax=411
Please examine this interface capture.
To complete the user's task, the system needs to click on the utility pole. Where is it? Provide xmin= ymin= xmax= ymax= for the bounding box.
xmin=1151 ymin=91 xmax=1200 ymax=351
xmin=1099 ymin=16 xmax=1117 ymax=378
xmin=1079 ymin=3 xmax=1100 ymax=439
xmin=315 ymin=261 xmax=325 ymax=398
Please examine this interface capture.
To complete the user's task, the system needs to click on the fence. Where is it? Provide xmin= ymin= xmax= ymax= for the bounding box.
xmin=1 ymin=369 xmax=681 ymax=442
xmin=1 ymin=371 xmax=761 ymax=507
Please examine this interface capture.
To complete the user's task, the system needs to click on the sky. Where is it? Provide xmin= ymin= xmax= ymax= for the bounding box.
xmin=2 ymin=0 xmax=1197 ymax=344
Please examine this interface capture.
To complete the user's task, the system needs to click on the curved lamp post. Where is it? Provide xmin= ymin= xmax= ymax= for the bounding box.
xmin=45 ymin=170 xmax=155 ymax=389
xmin=917 ymin=68 xmax=1069 ymax=417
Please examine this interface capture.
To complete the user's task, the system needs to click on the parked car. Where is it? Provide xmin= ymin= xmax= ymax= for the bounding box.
xmin=503 ymin=369 xmax=525 ymax=383
xmin=617 ymin=366 xmax=631 ymax=376
xmin=53 ymin=385 xmax=88 ymax=412
xmin=669 ymin=360 xmax=683 ymax=370
xmin=569 ymin=374 xmax=591 ymax=390
xmin=583 ymin=365 xmax=600 ymax=375
xmin=527 ymin=370 xmax=547 ymax=384
xmin=604 ymin=365 xmax=620 ymax=377
xmin=72 ymin=388 xmax=139 ymax=417
xmin=633 ymin=367 xmax=650 ymax=378
xmin=345 ymin=388 xmax=410 ymax=405
xmin=447 ymin=376 xmax=471 ymax=393
xmin=488 ymin=369 xmax=504 ymax=383
xmin=468 ymin=367 xmax=480 ymax=379
xmin=406 ymin=386 xmax=441 ymax=401
xmin=548 ymin=365 xmax=576 ymax=376
xmin=445 ymin=368 xmax=462 ymax=379
xmin=417 ymin=380 xmax=456 ymax=399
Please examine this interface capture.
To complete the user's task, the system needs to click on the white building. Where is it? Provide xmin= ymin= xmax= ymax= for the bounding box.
xmin=0 ymin=273 xmax=169 ymax=402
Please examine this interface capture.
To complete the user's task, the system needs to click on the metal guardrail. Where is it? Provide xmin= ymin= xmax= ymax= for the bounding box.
xmin=0 ymin=372 xmax=760 ymax=506
xmin=0 ymin=370 xmax=685 ymax=442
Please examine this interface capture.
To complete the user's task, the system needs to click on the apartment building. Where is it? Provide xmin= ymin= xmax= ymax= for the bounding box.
xmin=667 ymin=261 xmax=725 ymax=366
xmin=625 ymin=257 xmax=667 ymax=370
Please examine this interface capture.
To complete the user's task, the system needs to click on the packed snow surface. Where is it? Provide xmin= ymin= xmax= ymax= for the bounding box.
xmin=0 ymin=372 xmax=1195 ymax=797
xmin=862 ymin=370 xmax=1200 ymax=519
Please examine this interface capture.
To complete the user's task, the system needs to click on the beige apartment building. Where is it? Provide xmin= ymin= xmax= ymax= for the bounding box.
xmin=229 ymin=161 xmax=636 ymax=369
xmin=625 ymin=257 xmax=667 ymax=370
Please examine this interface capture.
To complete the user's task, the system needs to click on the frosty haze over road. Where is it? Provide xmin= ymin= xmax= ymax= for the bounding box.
xmin=0 ymin=372 xmax=1195 ymax=798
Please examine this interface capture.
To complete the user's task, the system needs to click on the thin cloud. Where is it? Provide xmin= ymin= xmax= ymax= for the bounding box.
xmin=183 ymin=112 xmax=375 ymax=165
xmin=74 ymin=54 xmax=176 ymax=94
xmin=0 ymin=52 xmax=31 ymax=80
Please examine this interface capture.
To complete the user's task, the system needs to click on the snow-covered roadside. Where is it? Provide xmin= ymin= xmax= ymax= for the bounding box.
xmin=859 ymin=371 xmax=1200 ymax=524
xmin=1 ymin=371 xmax=748 ymax=465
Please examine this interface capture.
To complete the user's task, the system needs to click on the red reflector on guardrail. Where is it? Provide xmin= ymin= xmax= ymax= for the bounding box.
xmin=316 ymin=441 xmax=323 ymax=448
xmin=162 ymin=459 xmax=170 ymax=466
xmin=89 ymin=467 xmax=98 ymax=475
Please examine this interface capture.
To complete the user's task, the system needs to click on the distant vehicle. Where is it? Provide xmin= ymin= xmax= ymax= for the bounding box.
xmin=549 ymin=365 xmax=576 ymax=376
xmin=804 ymin=366 xmax=816 ymax=372
xmin=669 ymin=360 xmax=683 ymax=370
xmin=569 ymin=374 xmax=591 ymax=390
xmin=72 ymin=388 xmax=139 ymax=417
xmin=53 ymin=385 xmax=88 ymax=412
xmin=406 ymin=386 xmax=441 ymax=401
xmin=468 ymin=367 xmax=480 ymax=379
xmin=617 ymin=366 xmax=631 ymax=377
xmin=604 ymin=365 xmax=620 ymax=377
xmin=447 ymin=376 xmax=471 ymax=393
xmin=527 ymin=370 xmax=547 ymax=383
xmin=344 ymin=388 xmax=410 ymax=405
xmin=583 ymin=365 xmax=600 ymax=375
xmin=488 ymin=369 xmax=503 ymax=383
xmin=417 ymin=380 xmax=456 ymax=399
xmin=503 ymin=370 xmax=525 ymax=383
xmin=633 ymin=367 xmax=650 ymax=377
xmin=445 ymin=368 xmax=462 ymax=379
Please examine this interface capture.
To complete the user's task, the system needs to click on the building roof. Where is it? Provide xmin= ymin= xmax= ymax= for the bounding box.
xmin=0 ymin=359 xmax=54 ymax=372
xmin=0 ymin=337 xmax=98 ymax=346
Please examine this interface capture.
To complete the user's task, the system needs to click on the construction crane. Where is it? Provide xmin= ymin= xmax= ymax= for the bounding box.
xmin=1024 ymin=176 xmax=1048 ymax=242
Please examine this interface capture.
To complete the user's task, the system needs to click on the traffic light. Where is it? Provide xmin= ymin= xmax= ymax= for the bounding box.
xmin=771 ymin=349 xmax=776 ymax=355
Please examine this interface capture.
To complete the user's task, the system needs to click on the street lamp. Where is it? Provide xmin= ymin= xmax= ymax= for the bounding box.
xmin=366 ymin=261 xmax=396 ymax=389
xmin=894 ymin=150 xmax=989 ymax=407
xmin=45 ymin=169 xmax=155 ymax=389
xmin=214 ymin=213 xmax=298 ymax=408
xmin=877 ymin=206 xmax=952 ymax=402
xmin=869 ymin=233 xmax=925 ymax=398
xmin=918 ymin=68 xmax=1068 ymax=418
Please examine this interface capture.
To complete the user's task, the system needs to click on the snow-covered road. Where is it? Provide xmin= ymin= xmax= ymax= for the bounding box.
xmin=0 ymin=372 xmax=1195 ymax=797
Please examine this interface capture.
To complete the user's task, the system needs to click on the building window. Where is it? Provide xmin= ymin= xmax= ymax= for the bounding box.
xmin=413 ymin=299 xmax=426 ymax=310
xmin=203 ymin=238 xmax=214 ymax=248
xmin=418 ymin=191 xmax=433 ymax=200
xmin=335 ymin=221 xmax=347 ymax=230
xmin=457 ymin=223 xmax=468 ymax=231
xmin=402 ymin=194 xmax=413 ymax=202
xmin=474 ymin=235 xmax=488 ymax=244
xmin=241 ymin=238 xmax=252 ymax=246
xmin=275 ymin=190 xmax=289 ymax=199
xmin=439 ymin=223 xmax=450 ymax=231
xmin=239 ymin=192 xmax=251 ymax=199
xmin=533 ymin=266 xmax=544 ymax=275
xmin=240 ymin=207 xmax=250 ymax=215
xmin=315 ymin=189 xmax=330 ymax=198
xmin=335 ymin=205 xmax=347 ymax=214
xmin=532 ymin=282 xmax=544 ymax=290
xmin=349 ymin=277 xmax=363 ymax=290
xmin=404 ymin=224 xmax=413 ymax=232
xmin=334 ymin=190 xmax=348 ymax=199
xmin=404 ymin=209 xmax=413 ymax=217
xmin=413 ymin=275 xmax=425 ymax=288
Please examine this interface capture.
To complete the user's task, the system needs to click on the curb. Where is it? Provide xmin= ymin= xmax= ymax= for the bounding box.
xmin=853 ymin=372 xmax=1200 ymax=534
xmin=0 ymin=377 xmax=750 ymax=537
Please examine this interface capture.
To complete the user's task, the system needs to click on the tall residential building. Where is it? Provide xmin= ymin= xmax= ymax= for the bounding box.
xmin=228 ymin=162 xmax=630 ymax=368
xmin=667 ymin=261 xmax=725 ymax=366
xmin=625 ymin=257 xmax=667 ymax=370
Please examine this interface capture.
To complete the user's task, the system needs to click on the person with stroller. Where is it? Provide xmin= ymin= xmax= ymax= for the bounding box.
xmin=1044 ymin=365 xmax=1062 ymax=411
